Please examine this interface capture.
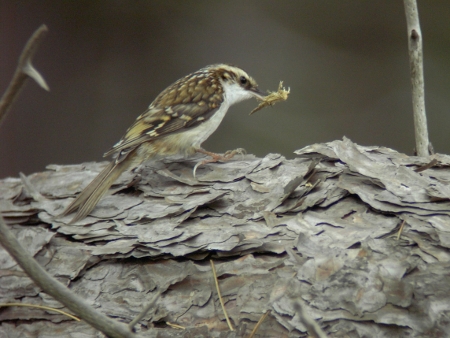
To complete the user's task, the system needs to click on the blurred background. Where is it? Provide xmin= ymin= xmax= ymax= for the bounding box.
xmin=1 ymin=1 xmax=450 ymax=178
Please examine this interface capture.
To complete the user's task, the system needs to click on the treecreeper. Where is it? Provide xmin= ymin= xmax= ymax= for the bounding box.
xmin=61 ymin=64 xmax=271 ymax=224
xmin=60 ymin=64 xmax=289 ymax=224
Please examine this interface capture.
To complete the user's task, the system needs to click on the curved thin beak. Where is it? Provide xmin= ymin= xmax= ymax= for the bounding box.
xmin=250 ymin=87 xmax=267 ymax=100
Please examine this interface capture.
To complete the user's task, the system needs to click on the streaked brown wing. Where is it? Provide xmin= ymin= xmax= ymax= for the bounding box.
xmin=103 ymin=102 xmax=218 ymax=158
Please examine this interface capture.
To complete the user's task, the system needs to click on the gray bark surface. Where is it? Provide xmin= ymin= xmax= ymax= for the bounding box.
xmin=1 ymin=137 xmax=450 ymax=337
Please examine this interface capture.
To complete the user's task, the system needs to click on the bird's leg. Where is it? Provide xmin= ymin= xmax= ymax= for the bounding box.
xmin=193 ymin=148 xmax=246 ymax=177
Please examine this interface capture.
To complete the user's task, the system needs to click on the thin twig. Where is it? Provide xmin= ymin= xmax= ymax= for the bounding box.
xmin=166 ymin=322 xmax=186 ymax=330
xmin=248 ymin=310 xmax=270 ymax=338
xmin=20 ymin=172 xmax=47 ymax=202
xmin=0 ymin=26 xmax=139 ymax=337
xmin=128 ymin=290 xmax=162 ymax=330
xmin=0 ymin=24 xmax=50 ymax=127
xmin=397 ymin=220 xmax=407 ymax=240
xmin=414 ymin=158 xmax=438 ymax=172
xmin=0 ymin=214 xmax=138 ymax=337
xmin=210 ymin=259 xmax=234 ymax=331
xmin=0 ymin=302 xmax=80 ymax=321
xmin=403 ymin=0 xmax=430 ymax=157
xmin=270 ymin=278 xmax=328 ymax=338
xmin=291 ymin=300 xmax=328 ymax=338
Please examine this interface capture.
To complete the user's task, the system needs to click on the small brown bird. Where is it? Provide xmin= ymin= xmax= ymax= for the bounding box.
xmin=61 ymin=64 xmax=266 ymax=224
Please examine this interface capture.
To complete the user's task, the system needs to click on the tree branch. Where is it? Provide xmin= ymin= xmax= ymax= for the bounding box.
xmin=0 ymin=215 xmax=139 ymax=338
xmin=403 ymin=0 xmax=430 ymax=156
xmin=0 ymin=24 xmax=50 ymax=127
xmin=0 ymin=24 xmax=142 ymax=338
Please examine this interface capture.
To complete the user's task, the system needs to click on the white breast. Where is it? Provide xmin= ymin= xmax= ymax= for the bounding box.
xmin=187 ymin=80 xmax=254 ymax=147
xmin=156 ymin=80 xmax=254 ymax=156
xmin=183 ymin=99 xmax=231 ymax=148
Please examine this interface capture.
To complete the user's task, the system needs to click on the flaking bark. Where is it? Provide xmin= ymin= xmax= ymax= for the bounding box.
xmin=2 ymin=138 xmax=450 ymax=337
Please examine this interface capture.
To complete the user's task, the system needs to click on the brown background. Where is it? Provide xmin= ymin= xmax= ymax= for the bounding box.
xmin=1 ymin=1 xmax=450 ymax=178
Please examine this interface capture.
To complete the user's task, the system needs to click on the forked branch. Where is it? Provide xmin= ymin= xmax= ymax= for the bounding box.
xmin=0 ymin=24 xmax=49 ymax=126
xmin=0 ymin=25 xmax=141 ymax=338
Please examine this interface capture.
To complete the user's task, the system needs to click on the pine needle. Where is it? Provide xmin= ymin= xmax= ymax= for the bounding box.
xmin=210 ymin=259 xmax=234 ymax=331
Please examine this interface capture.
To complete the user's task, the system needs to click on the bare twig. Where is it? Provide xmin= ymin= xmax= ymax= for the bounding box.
xmin=270 ymin=278 xmax=328 ymax=338
xmin=248 ymin=310 xmax=270 ymax=338
xmin=0 ymin=214 xmax=138 ymax=338
xmin=0 ymin=24 xmax=50 ymax=127
xmin=20 ymin=172 xmax=47 ymax=202
xmin=128 ymin=290 xmax=162 ymax=330
xmin=414 ymin=158 xmax=438 ymax=172
xmin=0 ymin=302 xmax=80 ymax=321
xmin=0 ymin=26 xmax=139 ymax=337
xmin=403 ymin=0 xmax=430 ymax=157
xmin=210 ymin=259 xmax=234 ymax=331
xmin=292 ymin=301 xmax=328 ymax=338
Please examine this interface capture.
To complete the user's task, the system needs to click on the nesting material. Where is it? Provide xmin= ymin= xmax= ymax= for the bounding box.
xmin=250 ymin=81 xmax=290 ymax=115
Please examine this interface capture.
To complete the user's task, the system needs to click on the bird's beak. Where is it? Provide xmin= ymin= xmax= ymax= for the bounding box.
xmin=250 ymin=87 xmax=267 ymax=100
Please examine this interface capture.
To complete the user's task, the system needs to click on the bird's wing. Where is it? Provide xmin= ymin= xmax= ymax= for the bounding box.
xmin=103 ymin=102 xmax=219 ymax=159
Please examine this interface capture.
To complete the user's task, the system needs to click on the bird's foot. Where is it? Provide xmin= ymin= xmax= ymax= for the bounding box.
xmin=193 ymin=148 xmax=246 ymax=178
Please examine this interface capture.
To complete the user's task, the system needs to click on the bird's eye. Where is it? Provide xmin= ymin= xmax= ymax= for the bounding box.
xmin=239 ymin=76 xmax=247 ymax=85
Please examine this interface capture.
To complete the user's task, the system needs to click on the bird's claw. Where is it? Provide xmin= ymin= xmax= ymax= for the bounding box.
xmin=224 ymin=148 xmax=246 ymax=157
xmin=192 ymin=148 xmax=246 ymax=178
xmin=193 ymin=161 xmax=203 ymax=178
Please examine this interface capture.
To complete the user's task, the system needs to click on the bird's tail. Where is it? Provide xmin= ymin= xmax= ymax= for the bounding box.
xmin=61 ymin=155 xmax=134 ymax=224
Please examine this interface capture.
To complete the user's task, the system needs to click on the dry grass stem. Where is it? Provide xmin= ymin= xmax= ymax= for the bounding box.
xmin=0 ymin=303 xmax=80 ymax=321
xmin=210 ymin=259 xmax=234 ymax=331
xmin=397 ymin=220 xmax=407 ymax=240
xmin=166 ymin=322 xmax=185 ymax=330
xmin=248 ymin=310 xmax=271 ymax=338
